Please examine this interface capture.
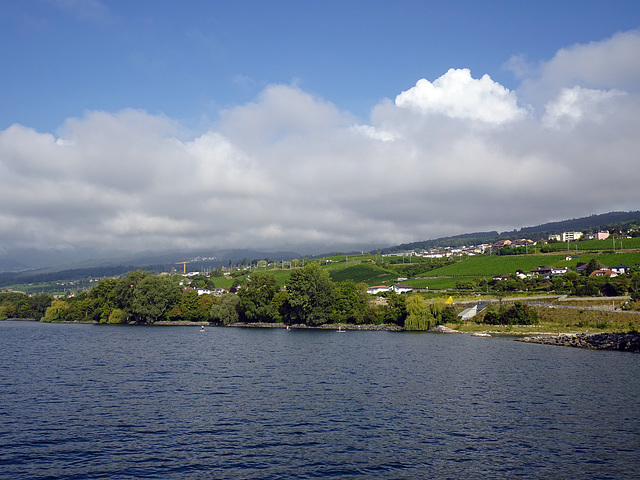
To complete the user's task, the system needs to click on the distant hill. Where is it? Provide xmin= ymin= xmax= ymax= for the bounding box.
xmin=515 ymin=211 xmax=640 ymax=236
xmin=382 ymin=211 xmax=640 ymax=253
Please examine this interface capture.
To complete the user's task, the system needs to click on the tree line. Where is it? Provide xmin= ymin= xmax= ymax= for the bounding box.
xmin=0 ymin=264 xmax=452 ymax=330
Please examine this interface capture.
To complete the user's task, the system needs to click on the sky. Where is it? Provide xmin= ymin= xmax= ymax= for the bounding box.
xmin=2 ymin=0 xmax=640 ymax=262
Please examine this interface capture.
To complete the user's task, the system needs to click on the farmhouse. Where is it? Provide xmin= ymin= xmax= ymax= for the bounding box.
xmin=610 ymin=264 xmax=630 ymax=275
xmin=391 ymin=284 xmax=413 ymax=294
xmin=590 ymin=269 xmax=618 ymax=277
xmin=367 ymin=285 xmax=390 ymax=295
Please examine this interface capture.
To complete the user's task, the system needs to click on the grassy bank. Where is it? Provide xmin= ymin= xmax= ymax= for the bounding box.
xmin=448 ymin=303 xmax=640 ymax=334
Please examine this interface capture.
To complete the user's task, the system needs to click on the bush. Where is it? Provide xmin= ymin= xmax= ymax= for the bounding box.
xmin=480 ymin=302 xmax=538 ymax=326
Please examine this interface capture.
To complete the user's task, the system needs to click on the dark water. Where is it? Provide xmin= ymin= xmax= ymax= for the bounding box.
xmin=1 ymin=322 xmax=639 ymax=479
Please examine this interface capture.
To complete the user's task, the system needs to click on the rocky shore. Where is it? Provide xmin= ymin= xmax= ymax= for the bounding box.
xmin=517 ymin=332 xmax=640 ymax=352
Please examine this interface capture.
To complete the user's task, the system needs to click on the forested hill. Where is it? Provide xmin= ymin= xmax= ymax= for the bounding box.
xmin=515 ymin=211 xmax=640 ymax=235
xmin=382 ymin=211 xmax=640 ymax=253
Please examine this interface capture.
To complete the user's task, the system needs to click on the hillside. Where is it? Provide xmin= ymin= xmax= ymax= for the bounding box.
xmin=383 ymin=210 xmax=640 ymax=253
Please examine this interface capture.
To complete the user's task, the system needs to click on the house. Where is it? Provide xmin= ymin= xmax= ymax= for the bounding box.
xmin=551 ymin=266 xmax=570 ymax=276
xmin=561 ymin=231 xmax=584 ymax=242
xmin=610 ymin=265 xmax=630 ymax=275
xmin=590 ymin=269 xmax=617 ymax=277
xmin=367 ymin=285 xmax=390 ymax=295
xmin=530 ymin=266 xmax=570 ymax=278
xmin=492 ymin=274 xmax=511 ymax=281
xmin=493 ymin=239 xmax=512 ymax=248
xmin=391 ymin=284 xmax=413 ymax=294
xmin=530 ymin=266 xmax=554 ymax=278
xmin=515 ymin=270 xmax=527 ymax=279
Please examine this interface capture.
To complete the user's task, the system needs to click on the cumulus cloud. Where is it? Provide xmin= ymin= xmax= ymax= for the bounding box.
xmin=1 ymin=31 xmax=640 ymax=261
xmin=395 ymin=68 xmax=528 ymax=124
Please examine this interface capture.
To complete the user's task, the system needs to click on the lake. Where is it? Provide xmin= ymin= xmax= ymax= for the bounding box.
xmin=1 ymin=321 xmax=639 ymax=479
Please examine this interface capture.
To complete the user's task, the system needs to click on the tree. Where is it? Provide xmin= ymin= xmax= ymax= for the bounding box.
xmin=285 ymin=263 xmax=334 ymax=325
xmin=42 ymin=299 xmax=69 ymax=322
xmin=482 ymin=302 xmax=538 ymax=325
xmin=377 ymin=293 xmax=407 ymax=326
xmin=210 ymin=293 xmax=240 ymax=324
xmin=188 ymin=274 xmax=215 ymax=290
xmin=114 ymin=270 xmax=149 ymax=317
xmin=129 ymin=275 xmax=182 ymax=323
xmin=585 ymin=258 xmax=601 ymax=276
xmin=404 ymin=294 xmax=436 ymax=331
xmin=169 ymin=289 xmax=201 ymax=322
xmin=89 ymin=278 xmax=118 ymax=322
xmin=238 ymin=272 xmax=279 ymax=323
xmin=332 ymin=280 xmax=370 ymax=324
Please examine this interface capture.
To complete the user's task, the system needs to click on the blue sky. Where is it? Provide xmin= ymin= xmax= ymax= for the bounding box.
xmin=5 ymin=0 xmax=639 ymax=131
xmin=1 ymin=0 xmax=640 ymax=263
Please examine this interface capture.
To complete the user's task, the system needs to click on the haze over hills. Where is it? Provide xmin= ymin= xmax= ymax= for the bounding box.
xmin=1 ymin=211 xmax=640 ymax=280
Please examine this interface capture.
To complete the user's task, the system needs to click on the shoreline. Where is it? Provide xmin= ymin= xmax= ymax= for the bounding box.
xmin=5 ymin=318 xmax=639 ymax=352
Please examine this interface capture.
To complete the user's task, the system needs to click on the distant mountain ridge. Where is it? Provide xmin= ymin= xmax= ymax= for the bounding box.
xmin=2 ymin=211 xmax=640 ymax=277
xmin=383 ymin=211 xmax=640 ymax=253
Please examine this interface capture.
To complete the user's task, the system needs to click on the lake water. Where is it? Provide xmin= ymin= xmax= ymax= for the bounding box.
xmin=1 ymin=321 xmax=639 ymax=479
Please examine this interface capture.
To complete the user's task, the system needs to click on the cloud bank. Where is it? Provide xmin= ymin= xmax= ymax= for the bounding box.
xmin=2 ymin=30 xmax=640 ymax=258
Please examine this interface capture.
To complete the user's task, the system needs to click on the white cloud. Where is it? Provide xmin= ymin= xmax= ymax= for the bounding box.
xmin=2 ymin=31 xmax=640 ymax=261
xmin=542 ymin=86 xmax=626 ymax=128
xmin=515 ymin=30 xmax=640 ymax=108
xmin=395 ymin=68 xmax=528 ymax=124
xmin=542 ymin=30 xmax=640 ymax=91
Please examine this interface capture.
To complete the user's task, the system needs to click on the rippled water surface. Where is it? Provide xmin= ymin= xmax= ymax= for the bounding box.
xmin=1 ymin=321 xmax=639 ymax=479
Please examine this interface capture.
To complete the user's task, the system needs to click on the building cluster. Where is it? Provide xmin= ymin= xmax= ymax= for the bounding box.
xmin=384 ymin=238 xmax=538 ymax=259
xmin=492 ymin=263 xmax=631 ymax=282
xmin=366 ymin=284 xmax=413 ymax=295
xmin=549 ymin=229 xmax=638 ymax=242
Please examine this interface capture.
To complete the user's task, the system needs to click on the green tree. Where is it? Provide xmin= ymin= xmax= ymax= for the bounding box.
xmin=404 ymin=294 xmax=436 ymax=331
xmin=585 ymin=258 xmax=601 ymax=276
xmin=129 ymin=275 xmax=182 ymax=323
xmin=89 ymin=278 xmax=118 ymax=322
xmin=108 ymin=308 xmax=127 ymax=324
xmin=42 ymin=299 xmax=69 ymax=322
xmin=210 ymin=293 xmax=240 ymax=324
xmin=189 ymin=274 xmax=215 ymax=290
xmin=285 ymin=263 xmax=335 ymax=325
xmin=238 ymin=272 xmax=279 ymax=323
xmin=379 ymin=293 xmax=407 ymax=326
xmin=114 ymin=270 xmax=149 ymax=316
xmin=270 ymin=290 xmax=289 ymax=323
xmin=169 ymin=289 xmax=201 ymax=321
xmin=332 ymin=280 xmax=370 ymax=324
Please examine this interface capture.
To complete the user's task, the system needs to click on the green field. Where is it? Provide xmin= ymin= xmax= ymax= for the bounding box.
xmin=424 ymin=254 xmax=569 ymax=277
xmin=328 ymin=263 xmax=396 ymax=284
